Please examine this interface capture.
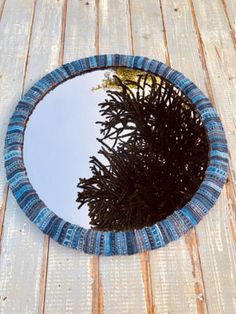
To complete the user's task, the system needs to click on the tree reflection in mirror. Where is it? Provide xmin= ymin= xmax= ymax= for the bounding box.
xmin=24 ymin=67 xmax=209 ymax=232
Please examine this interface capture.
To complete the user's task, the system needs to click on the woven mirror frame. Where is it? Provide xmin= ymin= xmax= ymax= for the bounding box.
xmin=4 ymin=54 xmax=228 ymax=256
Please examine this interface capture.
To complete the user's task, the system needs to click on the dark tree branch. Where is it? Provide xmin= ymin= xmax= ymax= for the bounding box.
xmin=76 ymin=73 xmax=209 ymax=231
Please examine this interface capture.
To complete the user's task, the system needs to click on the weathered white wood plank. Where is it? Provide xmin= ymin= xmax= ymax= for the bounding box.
xmin=0 ymin=1 xmax=66 ymax=313
xmin=220 ymin=0 xmax=236 ymax=47
xmin=99 ymin=0 xmax=132 ymax=54
xmin=150 ymin=234 xmax=207 ymax=314
xmin=130 ymin=1 xmax=208 ymax=313
xmin=24 ymin=0 xmax=66 ymax=85
xmin=161 ymin=0 xmax=236 ymax=311
xmin=196 ymin=187 xmax=236 ymax=314
xmin=99 ymin=255 xmax=147 ymax=314
xmin=63 ymin=0 xmax=97 ymax=62
xmin=129 ymin=0 xmax=166 ymax=63
xmin=189 ymin=0 xmax=236 ymax=312
xmin=191 ymin=0 xmax=236 ymax=177
xmin=161 ymin=1 xmax=236 ymax=313
xmin=0 ymin=0 xmax=34 ymax=219
xmin=0 ymin=1 xmax=37 ymax=312
xmin=45 ymin=242 xmax=94 ymax=314
xmin=43 ymin=1 xmax=98 ymax=313
xmin=161 ymin=0 xmax=207 ymax=90
xmin=0 ymin=193 xmax=45 ymax=314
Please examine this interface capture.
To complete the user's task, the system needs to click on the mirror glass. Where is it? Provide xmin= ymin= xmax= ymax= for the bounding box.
xmin=24 ymin=67 xmax=209 ymax=231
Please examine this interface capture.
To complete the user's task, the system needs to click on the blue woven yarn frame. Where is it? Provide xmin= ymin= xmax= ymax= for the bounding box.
xmin=4 ymin=54 xmax=228 ymax=256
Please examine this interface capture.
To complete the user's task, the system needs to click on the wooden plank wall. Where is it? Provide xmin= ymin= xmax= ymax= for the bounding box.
xmin=0 ymin=0 xmax=235 ymax=313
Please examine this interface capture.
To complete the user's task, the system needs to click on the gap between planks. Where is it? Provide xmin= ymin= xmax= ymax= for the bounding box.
xmin=91 ymin=1 xmax=102 ymax=312
xmin=128 ymin=0 xmax=134 ymax=55
xmin=159 ymin=0 xmax=170 ymax=66
xmin=0 ymin=184 xmax=8 ymax=254
xmin=90 ymin=256 xmax=104 ymax=314
xmin=0 ymin=0 xmax=6 ymax=20
xmin=38 ymin=235 xmax=50 ymax=314
xmin=225 ymin=173 xmax=236 ymax=241
xmin=58 ymin=0 xmax=68 ymax=65
xmin=140 ymin=252 xmax=155 ymax=314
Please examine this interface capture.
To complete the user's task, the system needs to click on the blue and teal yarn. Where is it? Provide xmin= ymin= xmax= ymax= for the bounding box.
xmin=4 ymin=54 xmax=228 ymax=256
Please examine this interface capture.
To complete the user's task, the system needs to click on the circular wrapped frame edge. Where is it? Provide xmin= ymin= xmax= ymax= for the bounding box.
xmin=4 ymin=54 xmax=229 ymax=256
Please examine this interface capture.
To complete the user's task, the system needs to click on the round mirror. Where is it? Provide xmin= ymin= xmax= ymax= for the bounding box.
xmin=5 ymin=55 xmax=228 ymax=255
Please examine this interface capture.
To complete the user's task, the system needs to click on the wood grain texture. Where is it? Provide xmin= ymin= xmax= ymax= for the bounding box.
xmin=191 ymin=0 xmax=236 ymax=173
xmin=139 ymin=252 xmax=155 ymax=314
xmin=23 ymin=3 xmax=67 ymax=312
xmin=161 ymin=1 xmax=236 ymax=313
xmin=0 ymin=0 xmax=34 ymax=224
xmin=0 ymin=1 xmax=66 ymax=313
xmin=189 ymin=0 xmax=236 ymax=312
xmin=0 ymin=191 xmax=45 ymax=313
xmin=0 ymin=185 xmax=8 ymax=252
xmin=91 ymin=256 xmax=103 ymax=314
xmin=160 ymin=0 xmax=207 ymax=89
xmin=195 ymin=188 xmax=236 ymax=314
xmin=129 ymin=0 xmax=166 ymax=63
xmin=0 ymin=1 xmax=41 ymax=313
xmin=99 ymin=0 xmax=132 ymax=54
xmin=0 ymin=0 xmax=235 ymax=313
xmin=220 ymin=0 xmax=236 ymax=48
xmin=99 ymin=255 xmax=147 ymax=314
xmin=149 ymin=236 xmax=207 ymax=314
xmin=23 ymin=0 xmax=66 ymax=85
xmin=44 ymin=242 xmax=94 ymax=314
xmin=63 ymin=0 xmax=97 ymax=63
xmin=38 ymin=235 xmax=50 ymax=314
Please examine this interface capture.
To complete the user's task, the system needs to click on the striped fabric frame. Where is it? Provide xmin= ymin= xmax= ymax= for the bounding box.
xmin=4 ymin=54 xmax=228 ymax=256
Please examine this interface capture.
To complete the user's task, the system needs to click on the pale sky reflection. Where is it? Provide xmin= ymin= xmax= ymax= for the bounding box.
xmin=24 ymin=70 xmax=110 ymax=228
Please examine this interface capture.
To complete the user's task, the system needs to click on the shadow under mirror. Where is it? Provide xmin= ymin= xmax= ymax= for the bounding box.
xmin=24 ymin=67 xmax=210 ymax=232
